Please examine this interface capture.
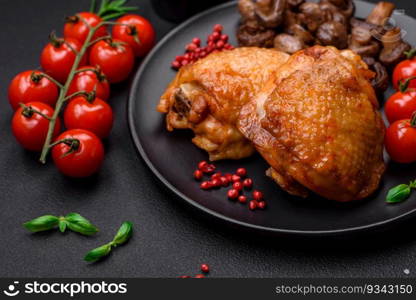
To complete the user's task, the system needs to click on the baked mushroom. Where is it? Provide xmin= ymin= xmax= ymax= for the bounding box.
xmin=286 ymin=24 xmax=315 ymax=45
xmin=319 ymin=0 xmax=355 ymax=18
xmin=287 ymin=0 xmax=304 ymax=8
xmin=237 ymin=20 xmax=276 ymax=47
xmin=379 ymin=27 xmax=411 ymax=67
xmin=298 ymin=2 xmax=326 ymax=32
xmin=316 ymin=21 xmax=348 ymax=49
xmin=363 ymin=57 xmax=389 ymax=94
xmin=238 ymin=0 xmax=286 ymax=28
xmin=274 ymin=33 xmax=305 ymax=53
xmin=348 ymin=18 xmax=380 ymax=57
xmin=366 ymin=1 xmax=395 ymax=26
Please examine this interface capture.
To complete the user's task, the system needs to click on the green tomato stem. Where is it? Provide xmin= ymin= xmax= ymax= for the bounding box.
xmin=39 ymin=21 xmax=104 ymax=164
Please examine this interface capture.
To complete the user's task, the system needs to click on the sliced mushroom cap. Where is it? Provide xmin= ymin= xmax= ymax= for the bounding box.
xmin=255 ymin=0 xmax=287 ymax=28
xmin=274 ymin=33 xmax=305 ymax=54
xmin=237 ymin=20 xmax=276 ymax=47
xmin=366 ymin=1 xmax=395 ymax=26
xmin=349 ymin=39 xmax=380 ymax=57
xmin=318 ymin=1 xmax=347 ymax=25
xmin=299 ymin=2 xmax=326 ymax=32
xmin=362 ymin=57 xmax=389 ymax=93
xmin=316 ymin=21 xmax=348 ymax=49
xmin=379 ymin=27 xmax=411 ymax=67
xmin=350 ymin=18 xmax=380 ymax=44
xmin=371 ymin=61 xmax=389 ymax=93
xmin=287 ymin=0 xmax=304 ymax=8
xmin=238 ymin=0 xmax=257 ymax=21
xmin=320 ymin=0 xmax=355 ymax=18
xmin=238 ymin=0 xmax=287 ymax=28
xmin=286 ymin=24 xmax=315 ymax=44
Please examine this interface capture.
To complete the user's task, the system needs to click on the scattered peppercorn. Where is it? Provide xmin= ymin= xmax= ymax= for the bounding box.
xmin=258 ymin=201 xmax=266 ymax=209
xmin=227 ymin=188 xmax=239 ymax=199
xmin=249 ymin=200 xmax=258 ymax=211
xmin=200 ymin=181 xmax=212 ymax=190
xmin=194 ymin=169 xmax=203 ymax=181
xmin=201 ymin=264 xmax=210 ymax=273
xmin=171 ymin=24 xmax=234 ymax=70
xmin=231 ymin=174 xmax=241 ymax=182
xmin=253 ymin=190 xmax=263 ymax=201
xmin=238 ymin=195 xmax=247 ymax=203
xmin=236 ymin=167 xmax=247 ymax=177
xmin=220 ymin=176 xmax=229 ymax=187
xmin=243 ymin=178 xmax=253 ymax=189
xmin=232 ymin=181 xmax=243 ymax=191
xmin=194 ymin=161 xmax=266 ymax=212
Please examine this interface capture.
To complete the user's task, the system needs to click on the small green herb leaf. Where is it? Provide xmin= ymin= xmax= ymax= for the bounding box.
xmin=23 ymin=215 xmax=59 ymax=232
xmin=112 ymin=221 xmax=133 ymax=245
xmin=58 ymin=219 xmax=67 ymax=233
xmin=84 ymin=221 xmax=133 ymax=263
xmin=84 ymin=243 xmax=112 ymax=262
xmin=64 ymin=213 xmax=98 ymax=236
xmin=386 ymin=184 xmax=411 ymax=203
xmin=97 ymin=0 xmax=138 ymax=20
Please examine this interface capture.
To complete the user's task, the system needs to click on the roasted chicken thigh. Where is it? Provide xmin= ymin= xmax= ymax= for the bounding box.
xmin=157 ymin=47 xmax=289 ymax=160
xmin=238 ymin=46 xmax=385 ymax=202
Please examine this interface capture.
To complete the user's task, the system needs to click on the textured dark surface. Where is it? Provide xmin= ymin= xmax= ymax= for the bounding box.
xmin=0 ymin=0 xmax=416 ymax=278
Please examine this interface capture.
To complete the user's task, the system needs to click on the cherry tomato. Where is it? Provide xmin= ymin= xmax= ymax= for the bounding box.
xmin=89 ymin=39 xmax=135 ymax=83
xmin=385 ymin=116 xmax=416 ymax=163
xmin=52 ymin=129 xmax=104 ymax=178
xmin=385 ymin=90 xmax=416 ymax=124
xmin=67 ymin=66 xmax=110 ymax=101
xmin=8 ymin=70 xmax=59 ymax=110
xmin=112 ymin=14 xmax=155 ymax=57
xmin=40 ymin=36 xmax=87 ymax=83
xmin=63 ymin=12 xmax=107 ymax=44
xmin=64 ymin=96 xmax=113 ymax=138
xmin=392 ymin=57 xmax=416 ymax=90
xmin=12 ymin=102 xmax=61 ymax=151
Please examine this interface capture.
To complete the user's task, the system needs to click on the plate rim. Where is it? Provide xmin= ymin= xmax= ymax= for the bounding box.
xmin=127 ymin=0 xmax=416 ymax=237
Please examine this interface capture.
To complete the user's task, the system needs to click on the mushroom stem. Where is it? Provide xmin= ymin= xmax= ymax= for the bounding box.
xmin=366 ymin=1 xmax=395 ymax=26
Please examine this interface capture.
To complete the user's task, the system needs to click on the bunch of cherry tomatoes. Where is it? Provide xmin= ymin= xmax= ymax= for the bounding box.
xmin=384 ymin=50 xmax=416 ymax=163
xmin=9 ymin=11 xmax=155 ymax=177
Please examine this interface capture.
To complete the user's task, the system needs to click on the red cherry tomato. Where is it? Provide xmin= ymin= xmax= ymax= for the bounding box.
xmin=8 ymin=70 xmax=59 ymax=110
xmin=67 ymin=66 xmax=110 ymax=101
xmin=40 ymin=36 xmax=87 ymax=83
xmin=52 ymin=129 xmax=104 ymax=178
xmin=89 ymin=39 xmax=135 ymax=83
xmin=112 ymin=14 xmax=155 ymax=57
xmin=385 ymin=90 xmax=416 ymax=124
xmin=64 ymin=96 xmax=113 ymax=138
xmin=12 ymin=102 xmax=61 ymax=151
xmin=385 ymin=117 xmax=416 ymax=163
xmin=63 ymin=12 xmax=107 ymax=44
xmin=392 ymin=57 xmax=416 ymax=90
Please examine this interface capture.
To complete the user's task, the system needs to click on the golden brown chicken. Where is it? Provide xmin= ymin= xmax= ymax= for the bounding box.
xmin=238 ymin=46 xmax=385 ymax=202
xmin=157 ymin=47 xmax=289 ymax=161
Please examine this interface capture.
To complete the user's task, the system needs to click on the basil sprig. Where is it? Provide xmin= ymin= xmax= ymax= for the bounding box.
xmin=386 ymin=181 xmax=416 ymax=204
xmin=84 ymin=221 xmax=133 ymax=262
xmin=24 ymin=213 xmax=98 ymax=236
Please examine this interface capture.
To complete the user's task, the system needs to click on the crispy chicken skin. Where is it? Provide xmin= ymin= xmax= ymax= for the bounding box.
xmin=238 ymin=46 xmax=385 ymax=202
xmin=157 ymin=47 xmax=290 ymax=161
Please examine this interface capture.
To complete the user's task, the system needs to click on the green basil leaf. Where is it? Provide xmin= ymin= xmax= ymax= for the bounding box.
xmin=58 ymin=219 xmax=67 ymax=233
xmin=386 ymin=184 xmax=411 ymax=203
xmin=112 ymin=221 xmax=133 ymax=245
xmin=23 ymin=215 xmax=59 ymax=232
xmin=64 ymin=213 xmax=98 ymax=236
xmin=84 ymin=243 xmax=112 ymax=262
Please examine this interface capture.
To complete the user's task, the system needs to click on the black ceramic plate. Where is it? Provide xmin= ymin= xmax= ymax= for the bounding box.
xmin=128 ymin=0 xmax=416 ymax=237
